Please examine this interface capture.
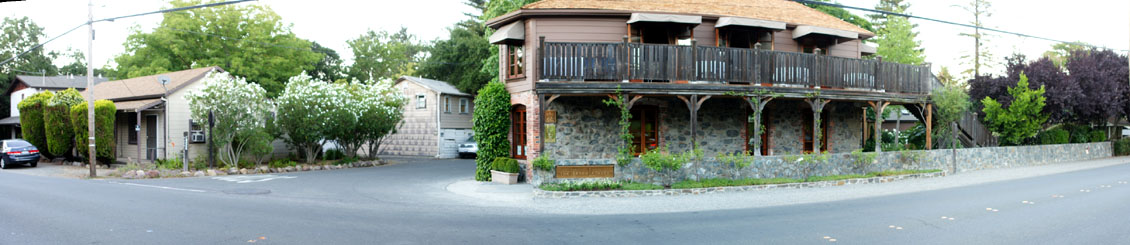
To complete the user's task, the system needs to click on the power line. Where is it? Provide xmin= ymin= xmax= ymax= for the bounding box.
xmin=791 ymin=0 xmax=1129 ymax=52
xmin=0 ymin=0 xmax=255 ymax=67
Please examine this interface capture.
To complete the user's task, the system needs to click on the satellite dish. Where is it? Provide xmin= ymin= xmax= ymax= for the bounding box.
xmin=158 ymin=75 xmax=171 ymax=85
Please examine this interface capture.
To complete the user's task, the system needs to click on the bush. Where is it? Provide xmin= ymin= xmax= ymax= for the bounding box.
xmin=1089 ymin=130 xmax=1107 ymax=143
xmin=156 ymin=157 xmax=183 ymax=170
xmin=1114 ymin=138 xmax=1130 ymax=156
xmin=323 ymin=149 xmax=344 ymax=160
xmin=1038 ymin=128 xmax=1070 ymax=145
xmin=532 ymin=155 xmax=554 ymax=171
xmin=472 ymin=82 xmax=511 ymax=181
xmin=490 ymin=157 xmax=520 ymax=173
xmin=336 ymin=156 xmax=358 ymax=165
xmin=45 ymin=89 xmax=84 ymax=157
xmin=1068 ymin=125 xmax=1091 ymax=143
xmin=18 ymin=91 xmax=53 ymax=155
xmin=268 ymin=159 xmax=299 ymax=168
xmin=70 ymin=100 xmax=116 ymax=163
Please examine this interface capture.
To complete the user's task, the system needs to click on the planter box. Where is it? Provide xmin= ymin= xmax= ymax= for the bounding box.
xmin=491 ymin=170 xmax=519 ymax=185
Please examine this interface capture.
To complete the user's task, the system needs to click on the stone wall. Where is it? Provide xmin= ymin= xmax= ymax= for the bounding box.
xmin=532 ymin=142 xmax=1111 ymax=186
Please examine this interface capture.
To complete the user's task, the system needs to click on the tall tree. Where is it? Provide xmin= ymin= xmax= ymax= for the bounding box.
xmin=114 ymin=0 xmax=322 ymax=97
xmin=308 ymin=42 xmax=345 ymax=82
xmin=347 ymin=27 xmax=425 ymax=82
xmin=1 ymin=17 xmax=59 ymax=119
xmin=867 ymin=0 xmax=911 ymax=31
xmin=416 ymin=19 xmax=493 ymax=94
xmin=1041 ymin=42 xmax=1088 ymax=70
xmin=868 ymin=0 xmax=923 ymax=65
xmin=1066 ymin=49 xmax=1130 ymax=124
xmin=955 ymin=0 xmax=993 ymax=79
xmin=804 ymin=0 xmax=876 ymax=34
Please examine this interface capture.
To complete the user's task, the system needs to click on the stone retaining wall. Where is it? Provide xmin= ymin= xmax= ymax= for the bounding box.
xmin=531 ymin=142 xmax=1111 ymax=186
xmin=533 ymin=171 xmax=946 ymax=198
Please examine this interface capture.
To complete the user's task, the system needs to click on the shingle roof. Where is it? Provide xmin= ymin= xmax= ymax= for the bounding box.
xmin=397 ymin=76 xmax=469 ymax=96
xmin=14 ymin=75 xmax=109 ymax=90
xmin=504 ymin=0 xmax=873 ymax=36
xmin=91 ymin=67 xmax=217 ymax=101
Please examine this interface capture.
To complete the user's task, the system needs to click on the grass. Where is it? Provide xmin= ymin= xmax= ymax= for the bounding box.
xmin=543 ymin=169 xmax=944 ymax=191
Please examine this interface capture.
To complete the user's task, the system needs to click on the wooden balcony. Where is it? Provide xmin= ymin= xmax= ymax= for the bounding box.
xmin=538 ymin=41 xmax=934 ymax=95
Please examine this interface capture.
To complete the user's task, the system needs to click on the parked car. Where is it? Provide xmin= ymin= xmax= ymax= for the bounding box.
xmin=1 ymin=139 xmax=40 ymax=169
xmin=458 ymin=141 xmax=478 ymax=159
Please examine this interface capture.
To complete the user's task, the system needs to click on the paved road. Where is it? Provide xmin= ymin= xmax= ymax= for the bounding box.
xmin=1 ymin=157 xmax=1129 ymax=244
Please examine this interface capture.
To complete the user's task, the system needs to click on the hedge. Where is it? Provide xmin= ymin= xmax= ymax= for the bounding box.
xmin=1089 ymin=130 xmax=1107 ymax=143
xmin=45 ymin=89 xmax=84 ymax=157
xmin=17 ymin=91 xmax=53 ymax=155
xmin=490 ymin=157 xmax=520 ymax=173
xmin=471 ymin=82 xmax=511 ymax=181
xmin=1114 ymin=138 xmax=1130 ymax=156
xmin=70 ymin=100 xmax=116 ymax=163
xmin=1038 ymin=128 xmax=1069 ymax=145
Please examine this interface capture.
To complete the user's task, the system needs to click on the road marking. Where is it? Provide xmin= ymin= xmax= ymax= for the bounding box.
xmin=213 ymin=175 xmax=296 ymax=184
xmin=119 ymin=182 xmax=206 ymax=193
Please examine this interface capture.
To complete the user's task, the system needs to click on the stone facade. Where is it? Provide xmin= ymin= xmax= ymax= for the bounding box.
xmin=533 ymin=171 xmax=946 ymax=199
xmin=532 ymin=142 xmax=1111 ymax=186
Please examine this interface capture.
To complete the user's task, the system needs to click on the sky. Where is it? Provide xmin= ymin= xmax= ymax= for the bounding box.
xmin=1 ymin=0 xmax=1127 ymax=79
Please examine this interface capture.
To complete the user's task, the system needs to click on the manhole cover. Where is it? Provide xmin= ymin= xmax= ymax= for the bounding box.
xmin=222 ymin=188 xmax=271 ymax=195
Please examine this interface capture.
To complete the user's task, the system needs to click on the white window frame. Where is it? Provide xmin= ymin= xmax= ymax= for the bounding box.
xmin=416 ymin=94 xmax=426 ymax=109
xmin=459 ymin=98 xmax=469 ymax=114
xmin=444 ymin=96 xmax=451 ymax=113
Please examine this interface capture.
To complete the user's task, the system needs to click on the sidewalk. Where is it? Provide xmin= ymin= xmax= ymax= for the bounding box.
xmin=445 ymin=156 xmax=1130 ymax=215
xmin=0 ymin=160 xmax=116 ymax=179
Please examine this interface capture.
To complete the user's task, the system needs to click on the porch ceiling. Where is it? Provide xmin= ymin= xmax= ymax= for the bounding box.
xmin=534 ymin=82 xmax=929 ymax=103
xmin=114 ymin=98 xmax=164 ymax=112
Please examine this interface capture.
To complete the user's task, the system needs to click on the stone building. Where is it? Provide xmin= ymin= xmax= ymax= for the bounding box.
xmin=485 ymin=0 xmax=956 ymax=182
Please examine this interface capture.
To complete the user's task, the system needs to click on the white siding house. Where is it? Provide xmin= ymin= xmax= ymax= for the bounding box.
xmin=382 ymin=76 xmax=475 ymax=158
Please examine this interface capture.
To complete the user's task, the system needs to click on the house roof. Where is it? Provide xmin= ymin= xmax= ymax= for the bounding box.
xmin=114 ymin=98 xmax=165 ymax=112
xmin=91 ymin=67 xmax=218 ymax=101
xmin=9 ymin=75 xmax=109 ymax=94
xmin=492 ymin=0 xmax=873 ymax=37
xmin=396 ymin=76 xmax=469 ymax=96
xmin=0 ymin=116 xmax=19 ymax=125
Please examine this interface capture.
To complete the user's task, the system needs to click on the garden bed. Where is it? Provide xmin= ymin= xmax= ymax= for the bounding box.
xmin=534 ymin=169 xmax=944 ymax=198
xmin=109 ymin=159 xmax=388 ymax=179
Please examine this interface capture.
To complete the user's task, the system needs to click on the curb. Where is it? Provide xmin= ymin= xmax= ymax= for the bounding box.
xmin=533 ymin=171 xmax=947 ymax=199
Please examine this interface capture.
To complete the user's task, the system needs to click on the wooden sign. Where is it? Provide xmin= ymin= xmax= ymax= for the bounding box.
xmin=544 ymin=110 xmax=557 ymax=123
xmin=555 ymin=165 xmax=614 ymax=178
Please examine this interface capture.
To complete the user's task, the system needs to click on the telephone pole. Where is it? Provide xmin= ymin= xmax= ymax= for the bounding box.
xmin=86 ymin=0 xmax=96 ymax=178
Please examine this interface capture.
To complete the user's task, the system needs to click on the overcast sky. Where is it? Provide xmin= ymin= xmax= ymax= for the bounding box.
xmin=2 ymin=0 xmax=1127 ymax=78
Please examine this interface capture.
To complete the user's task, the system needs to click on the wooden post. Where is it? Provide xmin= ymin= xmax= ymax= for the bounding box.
xmin=868 ymin=101 xmax=889 ymax=153
xmin=925 ymin=104 xmax=933 ymax=149
xmin=746 ymin=96 xmax=774 ymax=156
xmin=621 ymin=35 xmax=629 ymax=81
xmin=538 ymin=94 xmax=546 ymax=153
xmin=875 ymin=56 xmax=883 ymax=91
xmin=538 ymin=36 xmax=546 ymax=81
xmin=806 ymin=98 xmax=831 ymax=153
xmin=678 ymin=95 xmax=710 ymax=150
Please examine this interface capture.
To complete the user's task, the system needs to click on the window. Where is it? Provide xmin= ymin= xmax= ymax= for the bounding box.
xmin=443 ymin=96 xmax=451 ymax=113
xmin=802 ymin=110 xmax=829 ymax=153
xmin=802 ymin=45 xmax=828 ymax=55
xmin=506 ymin=45 xmax=524 ymax=79
xmin=459 ymin=98 xmax=469 ymax=114
xmin=128 ymin=112 xmax=138 ymax=145
xmin=718 ymin=29 xmax=773 ymax=49
xmin=511 ymin=105 xmax=527 ymax=159
xmin=416 ymin=94 xmax=426 ymax=109
xmin=629 ymin=23 xmax=694 ymax=45
xmin=630 ymin=106 xmax=660 ymax=155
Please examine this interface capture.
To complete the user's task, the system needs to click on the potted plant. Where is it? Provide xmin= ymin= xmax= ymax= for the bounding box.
xmin=490 ymin=157 xmax=521 ymax=185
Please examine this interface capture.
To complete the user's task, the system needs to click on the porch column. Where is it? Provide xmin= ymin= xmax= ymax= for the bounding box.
xmin=868 ymin=101 xmax=890 ymax=152
xmin=678 ymin=95 xmax=711 ymax=150
xmin=745 ymin=95 xmax=775 ymax=156
xmin=136 ymin=110 xmax=142 ymax=162
xmin=805 ymin=97 xmax=831 ymax=153
xmin=925 ymin=103 xmax=933 ymax=149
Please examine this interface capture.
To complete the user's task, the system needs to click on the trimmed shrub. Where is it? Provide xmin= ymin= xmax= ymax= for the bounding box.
xmin=17 ymin=91 xmax=53 ymax=155
xmin=490 ymin=157 xmax=520 ymax=173
xmin=1038 ymin=128 xmax=1069 ymax=145
xmin=472 ymin=82 xmax=511 ymax=181
xmin=70 ymin=100 xmax=116 ymax=163
xmin=45 ymin=88 xmax=84 ymax=157
xmin=1089 ymin=130 xmax=1107 ymax=143
xmin=1114 ymin=138 xmax=1130 ymax=156
xmin=532 ymin=155 xmax=554 ymax=171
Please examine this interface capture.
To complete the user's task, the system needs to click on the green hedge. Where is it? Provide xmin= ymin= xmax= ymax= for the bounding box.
xmin=471 ymin=82 xmax=511 ymax=181
xmin=1068 ymin=125 xmax=1091 ymax=144
xmin=70 ymin=100 xmax=116 ymax=163
xmin=1038 ymin=128 xmax=1069 ymax=145
xmin=1089 ymin=130 xmax=1107 ymax=143
xmin=45 ymin=89 xmax=84 ymax=157
xmin=1114 ymin=138 xmax=1130 ymax=156
xmin=490 ymin=157 xmax=520 ymax=173
xmin=17 ymin=91 xmax=53 ymax=155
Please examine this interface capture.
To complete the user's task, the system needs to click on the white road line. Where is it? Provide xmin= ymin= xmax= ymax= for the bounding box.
xmin=118 ymin=182 xmax=206 ymax=193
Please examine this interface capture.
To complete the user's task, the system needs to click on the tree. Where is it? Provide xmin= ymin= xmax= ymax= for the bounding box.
xmin=937 ymin=66 xmax=959 ymax=87
xmin=114 ymin=0 xmax=321 ymax=97
xmin=322 ymin=82 xmax=363 ymax=158
xmin=44 ymin=88 xmax=84 ymax=157
xmin=873 ymin=15 xmax=925 ymax=65
xmin=1042 ymin=42 xmax=1089 ymax=70
xmin=17 ymin=91 xmax=52 ymax=154
xmin=1022 ymin=57 xmax=1076 ymax=123
xmin=868 ymin=0 xmax=911 ymax=31
xmin=185 ymin=71 xmax=271 ymax=168
xmin=471 ymin=82 xmax=511 ymax=181
xmin=347 ymin=28 xmax=426 ymax=82
xmin=1 ymin=17 xmax=60 ymax=120
xmin=981 ymin=73 xmax=1047 ymax=145
xmin=932 ymin=84 xmax=971 ymax=149
xmin=1066 ymin=49 xmax=1129 ymax=124
xmin=356 ymin=81 xmax=406 ymax=158
xmin=308 ymin=42 xmax=345 ymax=83
xmin=70 ymin=100 xmax=116 ymax=164
xmin=479 ymin=0 xmax=541 ymax=84
xmin=416 ymin=19 xmax=493 ymax=94
xmin=956 ymin=0 xmax=993 ymax=79
xmin=276 ymin=73 xmax=335 ymax=163
xmin=803 ymin=0 xmax=876 ymax=34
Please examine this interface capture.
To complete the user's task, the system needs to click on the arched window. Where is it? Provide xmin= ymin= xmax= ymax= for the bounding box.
xmin=511 ymin=105 xmax=527 ymax=159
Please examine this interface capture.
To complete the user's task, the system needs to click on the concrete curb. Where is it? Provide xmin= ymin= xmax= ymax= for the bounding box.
xmin=533 ymin=171 xmax=947 ymax=199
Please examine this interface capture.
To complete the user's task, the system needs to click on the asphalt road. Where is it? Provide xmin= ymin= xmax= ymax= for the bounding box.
xmin=1 ymin=157 xmax=1128 ymax=244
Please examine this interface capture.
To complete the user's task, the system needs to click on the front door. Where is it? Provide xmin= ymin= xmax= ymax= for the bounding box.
xmin=146 ymin=115 xmax=157 ymax=160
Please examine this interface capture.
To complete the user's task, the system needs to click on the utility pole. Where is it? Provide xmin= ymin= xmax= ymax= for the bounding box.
xmin=86 ymin=0 xmax=97 ymax=178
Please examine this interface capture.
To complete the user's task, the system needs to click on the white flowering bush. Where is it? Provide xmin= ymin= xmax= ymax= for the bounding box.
xmin=276 ymin=72 xmax=406 ymax=162
xmin=186 ymin=71 xmax=271 ymax=168
xmin=276 ymin=73 xmax=338 ymax=163
xmin=354 ymin=79 xmax=406 ymax=158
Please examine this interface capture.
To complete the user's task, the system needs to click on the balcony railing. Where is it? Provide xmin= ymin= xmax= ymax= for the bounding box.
xmin=539 ymin=42 xmax=934 ymax=95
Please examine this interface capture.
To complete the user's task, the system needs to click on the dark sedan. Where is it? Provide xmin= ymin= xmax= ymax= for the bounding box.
xmin=1 ymin=139 xmax=40 ymax=169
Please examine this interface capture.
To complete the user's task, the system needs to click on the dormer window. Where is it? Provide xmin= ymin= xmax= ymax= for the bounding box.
xmin=626 ymin=13 xmax=701 ymax=45
xmin=714 ymin=17 xmax=784 ymax=49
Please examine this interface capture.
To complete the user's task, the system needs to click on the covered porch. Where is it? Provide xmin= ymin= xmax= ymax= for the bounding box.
xmin=111 ymin=98 xmax=167 ymax=163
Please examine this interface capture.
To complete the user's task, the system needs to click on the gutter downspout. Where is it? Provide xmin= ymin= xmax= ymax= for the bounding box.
xmin=436 ymin=91 xmax=443 ymax=158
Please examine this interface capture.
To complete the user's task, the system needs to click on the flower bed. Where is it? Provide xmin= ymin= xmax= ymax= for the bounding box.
xmin=110 ymin=160 xmax=388 ymax=179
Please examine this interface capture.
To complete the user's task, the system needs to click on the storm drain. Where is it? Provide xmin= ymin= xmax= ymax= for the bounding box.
xmin=222 ymin=188 xmax=271 ymax=195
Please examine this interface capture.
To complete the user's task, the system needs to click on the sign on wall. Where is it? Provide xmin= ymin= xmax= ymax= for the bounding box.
xmin=555 ymin=165 xmax=614 ymax=178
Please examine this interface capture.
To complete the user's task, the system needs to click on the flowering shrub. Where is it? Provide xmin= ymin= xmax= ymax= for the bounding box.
xmin=186 ymin=71 xmax=271 ymax=168
xmin=276 ymin=73 xmax=405 ymax=163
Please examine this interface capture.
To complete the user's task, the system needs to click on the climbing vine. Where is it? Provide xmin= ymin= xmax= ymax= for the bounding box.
xmin=602 ymin=86 xmax=634 ymax=166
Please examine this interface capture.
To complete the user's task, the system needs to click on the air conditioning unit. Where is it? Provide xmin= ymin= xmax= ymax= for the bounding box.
xmin=190 ymin=132 xmax=206 ymax=143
